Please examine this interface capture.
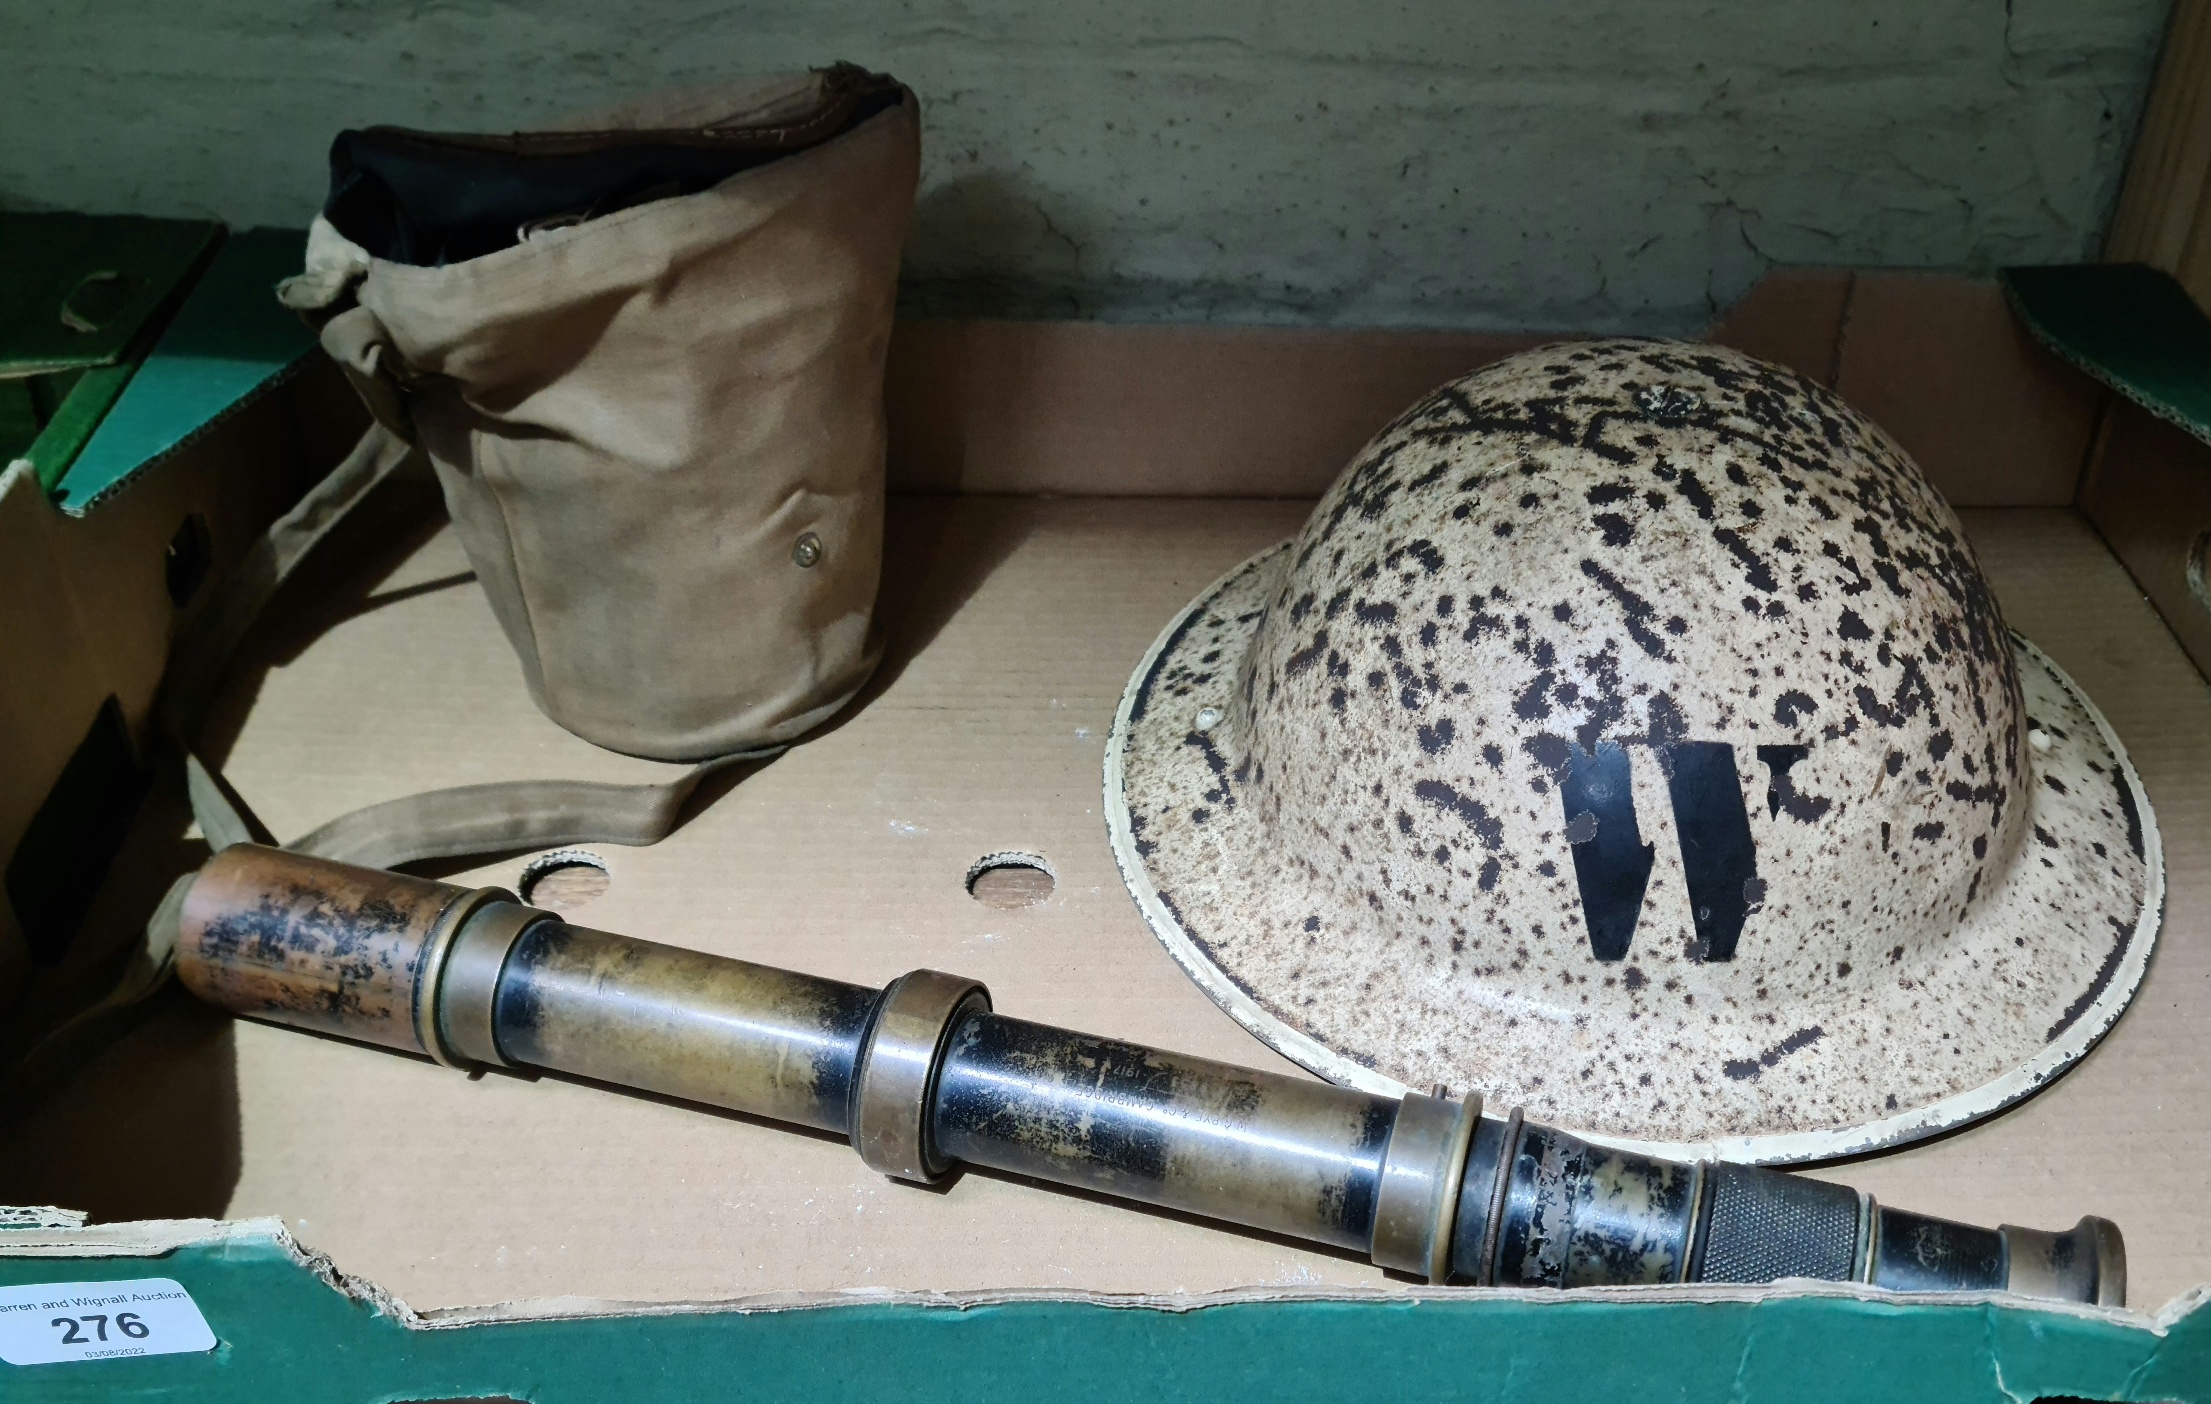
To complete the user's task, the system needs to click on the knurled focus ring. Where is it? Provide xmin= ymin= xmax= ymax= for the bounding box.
xmin=851 ymin=969 xmax=991 ymax=1183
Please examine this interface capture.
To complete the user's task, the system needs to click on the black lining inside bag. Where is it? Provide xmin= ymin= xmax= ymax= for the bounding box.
xmin=322 ymin=64 xmax=904 ymax=267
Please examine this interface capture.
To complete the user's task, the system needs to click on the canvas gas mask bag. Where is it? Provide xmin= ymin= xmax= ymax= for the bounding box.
xmin=3 ymin=67 xmax=921 ymax=1105
xmin=289 ymin=62 xmax=917 ymax=761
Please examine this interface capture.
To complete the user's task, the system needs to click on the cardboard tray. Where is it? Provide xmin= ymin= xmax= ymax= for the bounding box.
xmin=3 ymin=268 xmax=2208 ymax=1400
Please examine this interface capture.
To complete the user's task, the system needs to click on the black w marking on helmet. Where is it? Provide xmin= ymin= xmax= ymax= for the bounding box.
xmin=1559 ymin=742 xmax=1652 ymax=960
xmin=1666 ymin=743 xmax=1761 ymax=961
xmin=1562 ymin=740 xmax=1766 ymax=962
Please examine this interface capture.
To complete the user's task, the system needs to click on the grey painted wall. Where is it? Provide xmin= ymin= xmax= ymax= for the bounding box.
xmin=0 ymin=1 xmax=2169 ymax=332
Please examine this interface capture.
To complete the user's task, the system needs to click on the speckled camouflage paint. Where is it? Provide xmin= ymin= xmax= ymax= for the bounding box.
xmin=1106 ymin=340 xmax=2161 ymax=1161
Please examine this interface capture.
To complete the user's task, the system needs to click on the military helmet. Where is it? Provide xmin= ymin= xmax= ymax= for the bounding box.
xmin=1105 ymin=339 xmax=2160 ymax=1162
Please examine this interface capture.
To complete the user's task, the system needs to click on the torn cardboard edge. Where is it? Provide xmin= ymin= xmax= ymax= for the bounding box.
xmin=8 ymin=1209 xmax=2208 ymax=1404
xmin=0 ymin=1213 xmax=2199 ymax=1333
xmin=0 ymin=1215 xmax=416 ymax=1330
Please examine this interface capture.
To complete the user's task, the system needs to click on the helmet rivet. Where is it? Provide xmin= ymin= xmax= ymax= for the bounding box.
xmin=1635 ymin=384 xmax=1703 ymax=423
xmin=792 ymin=532 xmax=823 ymax=568
xmin=2028 ymin=729 xmax=2051 ymax=752
xmin=1195 ymin=706 xmax=1222 ymax=732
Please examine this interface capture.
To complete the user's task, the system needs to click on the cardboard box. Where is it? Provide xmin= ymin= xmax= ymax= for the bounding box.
xmin=0 ymin=224 xmax=356 ymax=1095
xmin=2 ymin=268 xmax=2208 ymax=1401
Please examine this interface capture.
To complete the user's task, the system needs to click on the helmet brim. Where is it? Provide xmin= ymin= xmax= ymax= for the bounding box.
xmin=1104 ymin=541 xmax=2163 ymax=1165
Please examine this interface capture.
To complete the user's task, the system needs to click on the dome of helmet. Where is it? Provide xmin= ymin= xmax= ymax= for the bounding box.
xmin=1108 ymin=338 xmax=2159 ymax=1160
xmin=1243 ymin=338 xmax=2025 ymax=972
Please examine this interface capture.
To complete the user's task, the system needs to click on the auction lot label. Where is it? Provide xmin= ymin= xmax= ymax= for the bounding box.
xmin=0 ymin=1278 xmax=216 ymax=1366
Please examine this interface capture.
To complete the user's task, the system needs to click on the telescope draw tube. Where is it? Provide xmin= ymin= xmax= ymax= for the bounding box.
xmin=174 ymin=845 xmax=2125 ymax=1304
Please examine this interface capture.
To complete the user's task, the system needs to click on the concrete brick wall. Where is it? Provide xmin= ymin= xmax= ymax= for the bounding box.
xmin=0 ymin=0 xmax=2169 ymax=332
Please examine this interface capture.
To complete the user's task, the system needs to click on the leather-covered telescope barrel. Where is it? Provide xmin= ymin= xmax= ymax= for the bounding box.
xmin=175 ymin=845 xmax=2126 ymax=1305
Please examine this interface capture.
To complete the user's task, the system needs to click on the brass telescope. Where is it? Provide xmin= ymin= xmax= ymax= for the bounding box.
xmin=174 ymin=845 xmax=2125 ymax=1304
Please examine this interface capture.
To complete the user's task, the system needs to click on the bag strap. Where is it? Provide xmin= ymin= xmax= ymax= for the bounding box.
xmin=169 ymin=420 xmax=785 ymax=860
xmin=162 ymin=415 xmax=418 ymax=740
xmin=3 ymin=422 xmax=779 ymax=1114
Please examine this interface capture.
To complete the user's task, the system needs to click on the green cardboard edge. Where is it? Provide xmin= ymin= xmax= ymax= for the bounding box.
xmin=1 ymin=1219 xmax=2206 ymax=1402
xmin=50 ymin=228 xmax=317 ymax=515
xmin=21 ymin=363 xmax=138 ymax=495
xmin=2001 ymin=263 xmax=2211 ymax=451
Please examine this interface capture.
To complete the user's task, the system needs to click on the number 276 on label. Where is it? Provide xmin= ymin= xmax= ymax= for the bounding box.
xmin=0 ymin=1278 xmax=216 ymax=1366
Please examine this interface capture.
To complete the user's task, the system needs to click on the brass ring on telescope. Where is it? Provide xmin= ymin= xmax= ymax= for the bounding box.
xmin=411 ymin=885 xmax=516 ymax=1069
xmin=437 ymin=900 xmax=553 ymax=1070
xmin=851 ymin=969 xmax=991 ymax=1183
xmin=1371 ymin=1091 xmax=1481 ymax=1282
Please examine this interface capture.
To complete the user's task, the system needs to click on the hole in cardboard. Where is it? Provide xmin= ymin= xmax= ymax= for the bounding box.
xmin=2187 ymin=529 xmax=2211 ymax=617
xmin=59 ymin=269 xmax=139 ymax=333
xmin=967 ymin=852 xmax=1055 ymax=910
xmin=166 ymin=513 xmax=212 ymax=607
xmin=520 ymin=849 xmax=611 ymax=912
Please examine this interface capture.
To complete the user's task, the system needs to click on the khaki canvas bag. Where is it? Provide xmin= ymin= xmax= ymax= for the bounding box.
xmin=285 ymin=63 xmax=918 ymax=759
xmin=0 ymin=67 xmax=921 ymax=1113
